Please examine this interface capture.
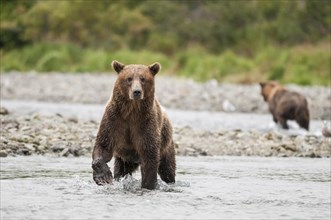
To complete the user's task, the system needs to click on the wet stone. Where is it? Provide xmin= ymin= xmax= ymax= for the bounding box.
xmin=69 ymin=146 xmax=83 ymax=157
xmin=0 ymin=107 xmax=9 ymax=115
xmin=51 ymin=145 xmax=65 ymax=153
xmin=17 ymin=148 xmax=32 ymax=156
xmin=37 ymin=145 xmax=46 ymax=152
xmin=0 ymin=150 xmax=8 ymax=157
xmin=0 ymin=107 xmax=330 ymax=158
xmin=60 ymin=148 xmax=70 ymax=157
xmin=68 ymin=117 xmax=78 ymax=123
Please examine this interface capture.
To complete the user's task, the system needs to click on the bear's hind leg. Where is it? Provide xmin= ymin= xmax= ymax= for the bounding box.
xmin=158 ymin=147 xmax=176 ymax=184
xmin=276 ymin=115 xmax=289 ymax=129
xmin=114 ymin=157 xmax=139 ymax=180
xmin=296 ymin=117 xmax=309 ymax=131
xmin=295 ymin=108 xmax=309 ymax=131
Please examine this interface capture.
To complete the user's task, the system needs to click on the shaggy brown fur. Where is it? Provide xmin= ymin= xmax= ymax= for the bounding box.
xmin=92 ymin=60 xmax=176 ymax=190
xmin=259 ymin=81 xmax=310 ymax=130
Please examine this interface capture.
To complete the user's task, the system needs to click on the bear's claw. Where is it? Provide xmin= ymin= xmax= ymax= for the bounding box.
xmin=92 ymin=158 xmax=113 ymax=185
xmin=93 ymin=172 xmax=112 ymax=185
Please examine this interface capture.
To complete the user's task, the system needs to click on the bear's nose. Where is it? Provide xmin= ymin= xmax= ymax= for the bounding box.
xmin=133 ymin=90 xmax=142 ymax=97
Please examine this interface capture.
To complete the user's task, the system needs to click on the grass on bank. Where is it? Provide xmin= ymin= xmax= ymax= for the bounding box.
xmin=0 ymin=42 xmax=330 ymax=86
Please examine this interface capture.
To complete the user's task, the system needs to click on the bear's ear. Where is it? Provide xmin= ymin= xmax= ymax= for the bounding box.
xmin=259 ymin=82 xmax=266 ymax=88
xmin=148 ymin=62 xmax=161 ymax=76
xmin=112 ymin=60 xmax=125 ymax=74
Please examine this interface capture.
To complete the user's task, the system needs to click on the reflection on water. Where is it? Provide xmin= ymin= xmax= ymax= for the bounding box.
xmin=1 ymin=156 xmax=330 ymax=219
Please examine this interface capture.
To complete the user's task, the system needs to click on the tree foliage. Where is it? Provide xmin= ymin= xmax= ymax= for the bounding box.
xmin=1 ymin=0 xmax=330 ymax=53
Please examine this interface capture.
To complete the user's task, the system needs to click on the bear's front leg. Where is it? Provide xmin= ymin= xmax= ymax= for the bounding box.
xmin=92 ymin=145 xmax=113 ymax=185
xmin=92 ymin=157 xmax=113 ymax=185
xmin=91 ymin=112 xmax=114 ymax=185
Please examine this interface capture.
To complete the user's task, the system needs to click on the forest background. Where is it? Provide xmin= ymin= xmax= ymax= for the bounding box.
xmin=0 ymin=0 xmax=330 ymax=85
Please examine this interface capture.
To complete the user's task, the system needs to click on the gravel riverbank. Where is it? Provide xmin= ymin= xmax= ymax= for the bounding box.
xmin=1 ymin=72 xmax=330 ymax=119
xmin=0 ymin=72 xmax=330 ymax=158
xmin=1 ymin=110 xmax=330 ymax=158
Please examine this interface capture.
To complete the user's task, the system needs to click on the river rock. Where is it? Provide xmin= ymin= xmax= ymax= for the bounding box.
xmin=0 ymin=150 xmax=8 ymax=157
xmin=37 ymin=145 xmax=46 ymax=152
xmin=51 ymin=145 xmax=65 ymax=153
xmin=0 ymin=107 xmax=9 ymax=115
xmin=60 ymin=148 xmax=70 ymax=157
xmin=1 ymin=111 xmax=330 ymax=158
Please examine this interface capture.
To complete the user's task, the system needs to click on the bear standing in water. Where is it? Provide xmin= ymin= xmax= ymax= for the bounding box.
xmin=259 ymin=81 xmax=310 ymax=130
xmin=92 ymin=61 xmax=176 ymax=190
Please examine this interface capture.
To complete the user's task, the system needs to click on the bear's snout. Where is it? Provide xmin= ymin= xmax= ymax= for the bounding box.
xmin=133 ymin=89 xmax=142 ymax=100
xmin=130 ymin=81 xmax=144 ymax=100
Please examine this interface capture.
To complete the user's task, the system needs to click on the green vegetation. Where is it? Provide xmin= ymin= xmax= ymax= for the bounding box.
xmin=1 ymin=0 xmax=330 ymax=85
xmin=0 ymin=42 xmax=171 ymax=72
xmin=2 ymin=42 xmax=329 ymax=85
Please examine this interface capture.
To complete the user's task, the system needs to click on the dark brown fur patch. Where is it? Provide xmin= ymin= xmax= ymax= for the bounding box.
xmin=92 ymin=61 xmax=176 ymax=189
xmin=259 ymin=81 xmax=310 ymax=130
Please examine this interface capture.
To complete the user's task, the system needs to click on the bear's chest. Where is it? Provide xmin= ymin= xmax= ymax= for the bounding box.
xmin=112 ymin=124 xmax=142 ymax=162
xmin=114 ymin=147 xmax=140 ymax=163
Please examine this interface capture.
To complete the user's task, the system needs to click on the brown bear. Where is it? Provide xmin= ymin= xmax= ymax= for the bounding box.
xmin=91 ymin=60 xmax=176 ymax=190
xmin=259 ymin=81 xmax=310 ymax=130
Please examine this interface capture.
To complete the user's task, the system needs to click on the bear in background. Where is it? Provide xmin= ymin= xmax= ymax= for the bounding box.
xmin=92 ymin=60 xmax=176 ymax=190
xmin=259 ymin=81 xmax=310 ymax=130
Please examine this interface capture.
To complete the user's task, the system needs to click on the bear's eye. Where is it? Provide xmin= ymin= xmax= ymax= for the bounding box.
xmin=140 ymin=77 xmax=145 ymax=83
xmin=127 ymin=77 xmax=133 ymax=82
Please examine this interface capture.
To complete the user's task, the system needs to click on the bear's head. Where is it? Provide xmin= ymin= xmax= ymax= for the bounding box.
xmin=259 ymin=81 xmax=283 ymax=102
xmin=112 ymin=60 xmax=161 ymax=101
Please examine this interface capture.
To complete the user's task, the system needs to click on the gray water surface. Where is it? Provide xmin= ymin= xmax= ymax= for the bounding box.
xmin=1 ymin=156 xmax=330 ymax=219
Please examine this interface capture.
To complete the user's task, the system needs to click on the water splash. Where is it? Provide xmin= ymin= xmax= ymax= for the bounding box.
xmin=120 ymin=175 xmax=141 ymax=192
xmin=1 ymin=156 xmax=330 ymax=220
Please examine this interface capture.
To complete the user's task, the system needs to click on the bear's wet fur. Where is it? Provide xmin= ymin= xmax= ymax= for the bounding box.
xmin=259 ymin=81 xmax=310 ymax=130
xmin=92 ymin=60 xmax=176 ymax=189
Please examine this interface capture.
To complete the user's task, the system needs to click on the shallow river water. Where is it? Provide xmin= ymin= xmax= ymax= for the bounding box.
xmin=1 ymin=156 xmax=330 ymax=219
